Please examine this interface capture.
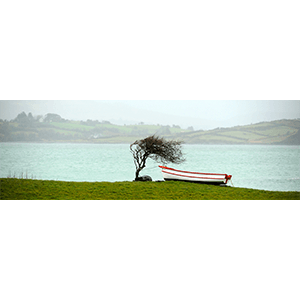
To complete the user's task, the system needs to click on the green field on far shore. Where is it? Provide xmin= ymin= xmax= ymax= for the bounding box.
xmin=1 ymin=115 xmax=299 ymax=145
xmin=1 ymin=178 xmax=299 ymax=200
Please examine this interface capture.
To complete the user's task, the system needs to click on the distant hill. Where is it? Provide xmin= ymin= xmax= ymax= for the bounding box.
xmin=275 ymin=127 xmax=300 ymax=145
xmin=0 ymin=112 xmax=299 ymax=145
xmin=173 ymin=119 xmax=300 ymax=145
xmin=0 ymin=112 xmax=192 ymax=143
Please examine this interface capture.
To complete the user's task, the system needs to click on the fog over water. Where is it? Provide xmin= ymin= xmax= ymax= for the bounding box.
xmin=0 ymin=100 xmax=299 ymax=130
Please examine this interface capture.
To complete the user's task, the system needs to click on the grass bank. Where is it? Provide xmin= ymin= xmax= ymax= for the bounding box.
xmin=1 ymin=178 xmax=299 ymax=200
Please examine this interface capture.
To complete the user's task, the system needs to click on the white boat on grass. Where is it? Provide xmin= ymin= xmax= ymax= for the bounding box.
xmin=159 ymin=166 xmax=232 ymax=185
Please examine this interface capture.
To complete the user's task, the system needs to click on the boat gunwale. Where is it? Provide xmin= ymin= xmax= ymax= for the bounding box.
xmin=161 ymin=170 xmax=227 ymax=181
xmin=159 ymin=166 xmax=229 ymax=177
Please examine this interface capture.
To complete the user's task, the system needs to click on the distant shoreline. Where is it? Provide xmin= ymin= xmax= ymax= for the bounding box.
xmin=1 ymin=117 xmax=299 ymax=145
xmin=0 ymin=141 xmax=299 ymax=146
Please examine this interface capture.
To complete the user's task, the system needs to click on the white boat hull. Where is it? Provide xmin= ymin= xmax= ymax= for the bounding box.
xmin=159 ymin=166 xmax=232 ymax=185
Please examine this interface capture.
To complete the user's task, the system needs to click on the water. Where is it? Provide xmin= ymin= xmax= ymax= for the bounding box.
xmin=0 ymin=143 xmax=299 ymax=191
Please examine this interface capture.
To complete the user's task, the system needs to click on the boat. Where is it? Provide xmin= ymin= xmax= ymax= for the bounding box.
xmin=159 ymin=166 xmax=232 ymax=185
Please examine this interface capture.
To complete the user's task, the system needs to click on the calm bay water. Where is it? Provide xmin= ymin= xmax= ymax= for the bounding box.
xmin=0 ymin=143 xmax=299 ymax=191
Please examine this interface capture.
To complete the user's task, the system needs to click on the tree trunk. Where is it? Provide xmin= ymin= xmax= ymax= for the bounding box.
xmin=135 ymin=167 xmax=142 ymax=180
xmin=135 ymin=169 xmax=140 ymax=180
xmin=134 ymin=155 xmax=148 ymax=180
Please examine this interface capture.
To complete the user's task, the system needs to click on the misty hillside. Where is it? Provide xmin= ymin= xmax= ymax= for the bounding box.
xmin=0 ymin=112 xmax=192 ymax=143
xmin=0 ymin=112 xmax=299 ymax=145
xmin=175 ymin=119 xmax=300 ymax=145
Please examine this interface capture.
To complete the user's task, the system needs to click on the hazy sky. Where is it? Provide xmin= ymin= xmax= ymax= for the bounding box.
xmin=1 ymin=100 xmax=299 ymax=130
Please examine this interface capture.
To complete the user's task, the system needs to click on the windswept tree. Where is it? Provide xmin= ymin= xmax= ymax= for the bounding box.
xmin=130 ymin=135 xmax=185 ymax=180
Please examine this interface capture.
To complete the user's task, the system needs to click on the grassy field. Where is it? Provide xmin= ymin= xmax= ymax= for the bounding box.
xmin=1 ymin=178 xmax=299 ymax=200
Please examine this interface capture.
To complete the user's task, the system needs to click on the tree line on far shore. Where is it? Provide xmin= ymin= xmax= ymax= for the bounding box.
xmin=0 ymin=112 xmax=193 ymax=142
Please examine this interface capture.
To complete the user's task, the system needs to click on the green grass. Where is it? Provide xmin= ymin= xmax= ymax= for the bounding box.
xmin=51 ymin=122 xmax=94 ymax=131
xmin=219 ymin=131 xmax=263 ymax=140
xmin=1 ymin=178 xmax=299 ymax=200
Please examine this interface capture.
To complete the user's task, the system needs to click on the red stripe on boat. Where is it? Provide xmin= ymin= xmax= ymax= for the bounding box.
xmin=162 ymin=170 xmax=225 ymax=181
xmin=159 ymin=166 xmax=227 ymax=176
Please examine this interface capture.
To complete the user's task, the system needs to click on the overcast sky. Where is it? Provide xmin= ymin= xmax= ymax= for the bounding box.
xmin=1 ymin=100 xmax=299 ymax=130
